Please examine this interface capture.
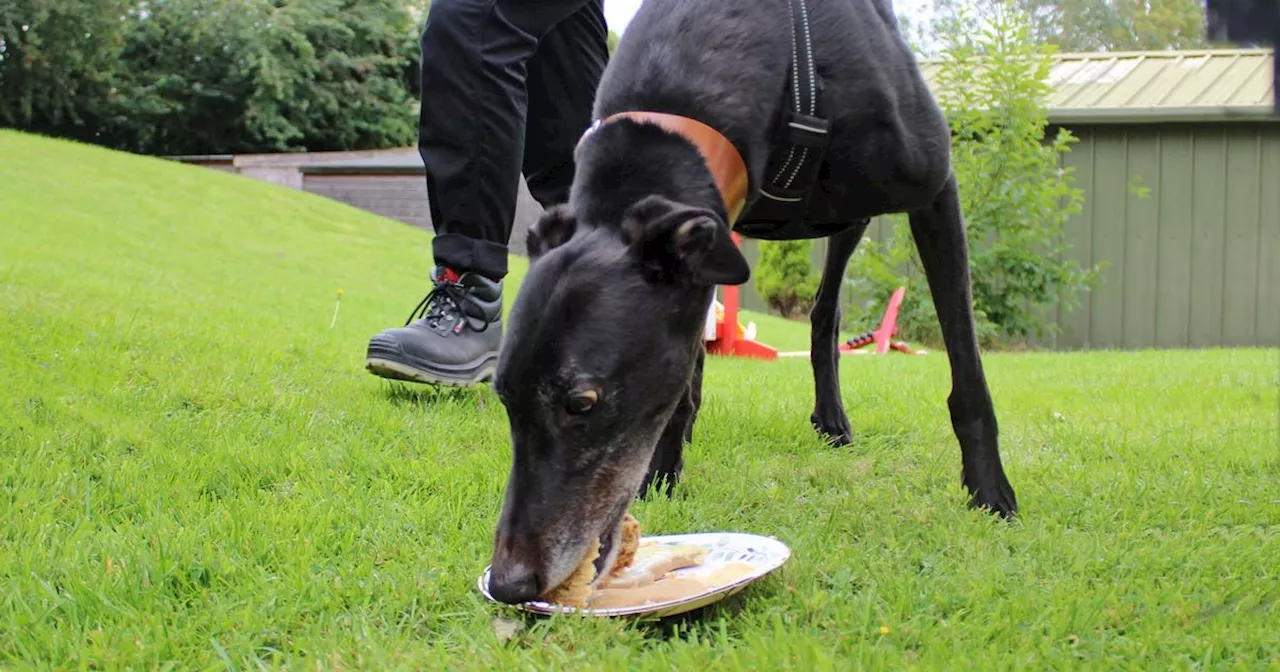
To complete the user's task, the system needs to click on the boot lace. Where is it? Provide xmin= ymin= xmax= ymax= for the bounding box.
xmin=404 ymin=280 xmax=491 ymax=334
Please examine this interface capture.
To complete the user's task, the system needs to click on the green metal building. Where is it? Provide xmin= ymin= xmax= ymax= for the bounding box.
xmin=736 ymin=48 xmax=1278 ymax=350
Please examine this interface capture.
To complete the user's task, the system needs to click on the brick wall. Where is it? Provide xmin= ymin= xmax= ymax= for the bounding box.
xmin=172 ymin=148 xmax=542 ymax=256
xmin=300 ymin=172 xmax=541 ymax=256
xmin=303 ymin=174 xmax=431 ymax=228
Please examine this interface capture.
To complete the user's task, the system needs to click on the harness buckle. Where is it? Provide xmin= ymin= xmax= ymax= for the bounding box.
xmin=786 ymin=112 xmax=830 ymax=149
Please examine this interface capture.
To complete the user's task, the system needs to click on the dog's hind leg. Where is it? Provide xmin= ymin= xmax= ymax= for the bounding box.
xmin=907 ymin=174 xmax=1017 ymax=518
xmin=638 ymin=346 xmax=704 ymax=498
xmin=809 ymin=222 xmax=868 ymax=446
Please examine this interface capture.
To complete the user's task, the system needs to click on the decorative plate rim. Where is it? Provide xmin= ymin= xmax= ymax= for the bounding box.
xmin=476 ymin=531 xmax=792 ymax=618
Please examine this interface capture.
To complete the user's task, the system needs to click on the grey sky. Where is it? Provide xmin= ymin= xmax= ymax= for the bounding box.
xmin=605 ymin=0 xmax=936 ymax=35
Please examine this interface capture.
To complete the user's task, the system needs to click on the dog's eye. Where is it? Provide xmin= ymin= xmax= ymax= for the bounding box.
xmin=566 ymin=389 xmax=599 ymax=415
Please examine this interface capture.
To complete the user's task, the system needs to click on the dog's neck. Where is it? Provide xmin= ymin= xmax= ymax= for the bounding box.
xmin=571 ymin=118 xmax=738 ymax=229
xmin=577 ymin=112 xmax=748 ymax=224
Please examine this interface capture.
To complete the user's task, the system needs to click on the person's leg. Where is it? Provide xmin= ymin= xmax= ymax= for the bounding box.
xmin=522 ymin=1 xmax=609 ymax=211
xmin=423 ymin=0 xmax=605 ymax=278
xmin=365 ymin=0 xmax=605 ymax=387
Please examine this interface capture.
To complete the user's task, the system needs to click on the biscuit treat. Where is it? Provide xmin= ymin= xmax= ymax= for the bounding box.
xmin=540 ymin=540 xmax=600 ymax=607
xmin=541 ymin=513 xmax=643 ymax=607
xmin=608 ymin=513 xmax=642 ymax=578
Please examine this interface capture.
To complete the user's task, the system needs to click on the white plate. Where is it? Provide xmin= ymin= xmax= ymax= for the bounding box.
xmin=477 ymin=532 xmax=792 ymax=618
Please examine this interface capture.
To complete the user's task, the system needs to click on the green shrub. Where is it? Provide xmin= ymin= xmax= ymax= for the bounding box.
xmin=756 ymin=239 xmax=819 ymax=320
xmin=0 ymin=0 xmax=422 ymax=155
xmin=844 ymin=0 xmax=1100 ymax=348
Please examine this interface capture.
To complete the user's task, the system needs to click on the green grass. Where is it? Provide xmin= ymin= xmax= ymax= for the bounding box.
xmin=737 ymin=309 xmax=812 ymax=353
xmin=2 ymin=129 xmax=1277 ymax=670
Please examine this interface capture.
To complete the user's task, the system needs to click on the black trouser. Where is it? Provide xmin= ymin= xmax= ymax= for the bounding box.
xmin=419 ymin=0 xmax=608 ymax=281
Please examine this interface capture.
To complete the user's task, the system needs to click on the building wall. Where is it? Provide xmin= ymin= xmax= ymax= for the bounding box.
xmin=1050 ymin=123 xmax=1279 ymax=350
xmin=237 ymin=148 xmax=418 ymax=191
xmin=174 ymin=157 xmax=237 ymax=173
xmin=733 ymin=121 xmax=1280 ymax=350
xmin=300 ymin=172 xmax=542 ymax=256
xmin=304 ymin=174 xmax=433 ymax=228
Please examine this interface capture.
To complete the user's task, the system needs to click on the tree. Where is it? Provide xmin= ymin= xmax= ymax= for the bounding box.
xmin=1 ymin=0 xmax=421 ymax=155
xmin=756 ymin=240 xmax=819 ymax=320
xmin=104 ymin=0 xmax=274 ymax=154
xmin=1115 ymin=0 xmax=1213 ymax=50
xmin=934 ymin=0 xmax=1213 ymax=53
xmin=0 ymin=0 xmax=133 ymax=142
xmin=240 ymin=0 xmax=421 ymax=152
xmin=844 ymin=0 xmax=1100 ymax=347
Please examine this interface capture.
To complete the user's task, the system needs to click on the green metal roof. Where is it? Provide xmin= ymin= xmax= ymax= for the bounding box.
xmin=917 ymin=48 xmax=1276 ymax=123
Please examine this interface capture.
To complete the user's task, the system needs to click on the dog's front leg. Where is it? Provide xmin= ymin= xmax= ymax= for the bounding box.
xmin=809 ymin=223 xmax=868 ymax=446
xmin=907 ymin=175 xmax=1017 ymax=518
xmin=639 ymin=347 xmax=704 ymax=498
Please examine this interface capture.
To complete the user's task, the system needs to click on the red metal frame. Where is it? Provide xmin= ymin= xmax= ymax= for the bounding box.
xmin=706 ymin=246 xmax=920 ymax=360
xmin=838 ymin=285 xmax=921 ymax=356
xmin=873 ymin=286 xmax=906 ymax=354
xmin=705 ymin=232 xmax=779 ymax=361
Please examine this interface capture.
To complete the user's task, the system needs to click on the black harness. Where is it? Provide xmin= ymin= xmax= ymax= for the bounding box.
xmin=733 ymin=0 xmax=852 ymax=241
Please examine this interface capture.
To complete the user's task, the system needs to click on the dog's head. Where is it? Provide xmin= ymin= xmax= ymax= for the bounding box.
xmin=485 ymin=194 xmax=749 ymax=604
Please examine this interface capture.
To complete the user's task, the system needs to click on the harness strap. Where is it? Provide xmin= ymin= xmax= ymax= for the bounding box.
xmin=575 ymin=0 xmax=833 ymax=240
xmin=758 ymin=0 xmax=831 ymax=208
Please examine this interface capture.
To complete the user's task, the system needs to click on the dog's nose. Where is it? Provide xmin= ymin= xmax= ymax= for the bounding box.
xmin=489 ymin=561 xmax=540 ymax=604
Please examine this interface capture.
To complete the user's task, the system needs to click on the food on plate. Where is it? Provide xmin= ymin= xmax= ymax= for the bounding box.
xmin=609 ymin=513 xmax=642 ymax=578
xmin=588 ymin=576 xmax=708 ymax=609
xmin=539 ymin=540 xmax=599 ymax=608
xmin=589 ymin=560 xmax=757 ymax=610
xmin=598 ymin=542 xmax=708 ymax=589
xmin=537 ymin=517 xmax=759 ymax=611
xmin=541 ymin=512 xmax=642 ymax=608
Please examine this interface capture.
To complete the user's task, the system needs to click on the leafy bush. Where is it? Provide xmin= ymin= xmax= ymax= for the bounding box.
xmin=844 ymin=0 xmax=1100 ymax=348
xmin=756 ymin=239 xmax=819 ymax=320
xmin=1 ymin=0 xmax=423 ymax=155
xmin=0 ymin=0 xmax=134 ymax=140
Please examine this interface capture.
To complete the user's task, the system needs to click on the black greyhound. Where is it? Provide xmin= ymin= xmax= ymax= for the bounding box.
xmin=486 ymin=0 xmax=1017 ymax=605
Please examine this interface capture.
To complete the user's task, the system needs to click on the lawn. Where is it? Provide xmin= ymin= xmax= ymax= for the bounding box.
xmin=1 ymin=129 xmax=1277 ymax=670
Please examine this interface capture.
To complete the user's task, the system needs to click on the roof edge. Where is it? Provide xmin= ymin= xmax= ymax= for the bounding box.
xmin=166 ymin=154 xmax=235 ymax=162
xmin=300 ymin=164 xmax=426 ymax=175
xmin=1046 ymin=104 xmax=1280 ymax=124
xmin=1048 ymin=47 xmax=1274 ymax=59
xmin=915 ymin=46 xmax=1274 ymax=65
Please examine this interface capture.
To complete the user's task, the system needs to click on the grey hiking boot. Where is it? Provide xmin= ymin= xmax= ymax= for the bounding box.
xmin=365 ymin=267 xmax=503 ymax=386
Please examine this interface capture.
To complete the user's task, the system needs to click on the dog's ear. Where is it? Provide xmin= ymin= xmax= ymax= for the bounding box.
xmin=624 ymin=195 xmax=750 ymax=286
xmin=526 ymin=205 xmax=577 ymax=260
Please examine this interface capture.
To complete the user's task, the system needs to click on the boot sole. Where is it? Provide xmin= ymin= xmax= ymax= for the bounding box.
xmin=365 ymin=355 xmax=497 ymax=387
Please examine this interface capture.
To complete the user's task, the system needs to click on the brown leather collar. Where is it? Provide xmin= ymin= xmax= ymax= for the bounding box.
xmin=577 ymin=111 xmax=749 ymax=224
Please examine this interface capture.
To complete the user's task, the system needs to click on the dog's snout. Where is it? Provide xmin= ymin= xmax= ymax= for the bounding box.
xmin=490 ymin=512 xmax=543 ymax=604
xmin=489 ymin=560 xmax=540 ymax=604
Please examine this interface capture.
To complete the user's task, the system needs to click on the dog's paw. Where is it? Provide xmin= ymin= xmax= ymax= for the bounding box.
xmin=637 ymin=469 xmax=679 ymax=500
xmin=810 ymin=410 xmax=853 ymax=447
xmin=965 ymin=469 xmax=1018 ymax=519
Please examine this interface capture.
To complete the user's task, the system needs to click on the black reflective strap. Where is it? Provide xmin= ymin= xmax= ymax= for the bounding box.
xmin=762 ymin=0 xmax=829 ymax=200
xmin=735 ymin=0 xmax=836 ymax=235
xmin=787 ymin=0 xmax=817 ymax=117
